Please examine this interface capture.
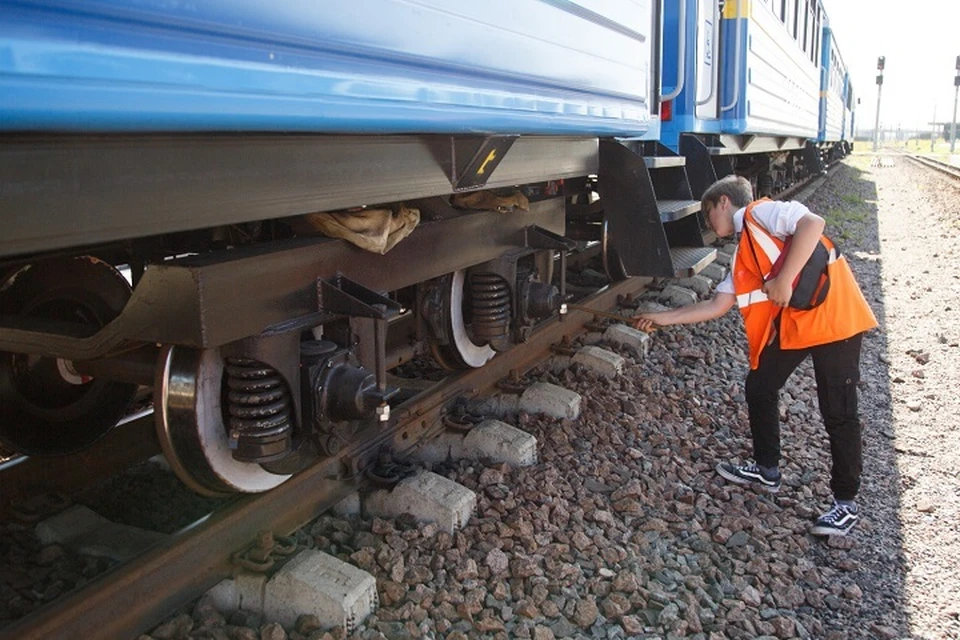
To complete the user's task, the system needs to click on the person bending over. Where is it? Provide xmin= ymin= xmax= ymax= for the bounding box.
xmin=633 ymin=175 xmax=877 ymax=536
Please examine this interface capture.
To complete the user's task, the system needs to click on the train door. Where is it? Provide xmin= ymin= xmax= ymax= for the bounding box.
xmin=695 ymin=0 xmax=720 ymax=119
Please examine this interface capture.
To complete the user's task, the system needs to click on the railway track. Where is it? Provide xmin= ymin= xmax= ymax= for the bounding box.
xmin=904 ymin=153 xmax=960 ymax=180
xmin=0 ymin=275 xmax=652 ymax=640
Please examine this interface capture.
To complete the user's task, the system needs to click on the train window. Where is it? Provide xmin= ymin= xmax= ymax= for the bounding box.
xmin=813 ymin=3 xmax=823 ymax=66
xmin=814 ymin=6 xmax=821 ymax=64
xmin=793 ymin=0 xmax=800 ymax=40
xmin=802 ymin=2 xmax=809 ymax=53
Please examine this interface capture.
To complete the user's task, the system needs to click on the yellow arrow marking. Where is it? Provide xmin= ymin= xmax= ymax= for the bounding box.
xmin=477 ymin=149 xmax=497 ymax=175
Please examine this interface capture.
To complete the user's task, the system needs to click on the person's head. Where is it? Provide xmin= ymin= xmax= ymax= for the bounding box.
xmin=701 ymin=175 xmax=753 ymax=237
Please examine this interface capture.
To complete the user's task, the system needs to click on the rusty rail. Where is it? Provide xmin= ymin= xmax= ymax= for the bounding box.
xmin=906 ymin=153 xmax=960 ymax=180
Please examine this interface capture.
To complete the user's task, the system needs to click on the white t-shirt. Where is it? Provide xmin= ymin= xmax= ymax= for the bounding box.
xmin=715 ymin=200 xmax=811 ymax=295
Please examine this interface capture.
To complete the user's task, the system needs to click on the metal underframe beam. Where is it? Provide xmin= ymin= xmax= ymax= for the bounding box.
xmin=710 ymin=134 xmax=808 ymax=155
xmin=0 ymin=199 xmax=567 ymax=357
xmin=0 ymin=134 xmax=597 ymax=259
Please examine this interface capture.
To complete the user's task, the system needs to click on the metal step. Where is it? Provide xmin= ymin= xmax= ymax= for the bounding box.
xmin=643 ymin=156 xmax=686 ymax=168
xmin=670 ymin=246 xmax=716 ymax=278
xmin=658 ymin=199 xmax=701 ymax=222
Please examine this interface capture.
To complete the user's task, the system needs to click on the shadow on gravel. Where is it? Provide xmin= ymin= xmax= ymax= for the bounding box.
xmin=811 ymin=157 xmax=908 ymax=638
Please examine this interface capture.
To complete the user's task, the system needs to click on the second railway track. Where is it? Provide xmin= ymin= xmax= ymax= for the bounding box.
xmin=904 ymin=153 xmax=960 ymax=180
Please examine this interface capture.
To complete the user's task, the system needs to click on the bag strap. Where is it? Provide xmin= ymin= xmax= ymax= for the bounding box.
xmin=741 ymin=198 xmax=772 ymax=281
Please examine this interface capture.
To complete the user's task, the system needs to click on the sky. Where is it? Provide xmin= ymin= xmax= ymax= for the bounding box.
xmin=821 ymin=0 xmax=960 ymax=136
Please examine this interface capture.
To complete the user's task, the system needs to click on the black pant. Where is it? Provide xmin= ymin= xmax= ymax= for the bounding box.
xmin=744 ymin=331 xmax=864 ymax=501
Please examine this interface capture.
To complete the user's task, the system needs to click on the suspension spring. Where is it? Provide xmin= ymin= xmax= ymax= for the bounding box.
xmin=470 ymin=273 xmax=511 ymax=342
xmin=223 ymin=357 xmax=293 ymax=463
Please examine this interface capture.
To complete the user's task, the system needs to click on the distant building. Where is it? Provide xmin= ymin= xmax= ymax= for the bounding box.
xmin=935 ymin=122 xmax=958 ymax=139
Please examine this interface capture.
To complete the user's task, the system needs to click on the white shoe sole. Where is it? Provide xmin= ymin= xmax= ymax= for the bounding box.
xmin=811 ymin=518 xmax=858 ymax=537
xmin=716 ymin=464 xmax=781 ymax=493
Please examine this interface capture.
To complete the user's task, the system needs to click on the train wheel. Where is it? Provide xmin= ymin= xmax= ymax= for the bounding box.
xmin=429 ymin=270 xmax=497 ymax=370
xmin=0 ymin=257 xmax=138 ymax=455
xmin=601 ymin=219 xmax=629 ymax=282
xmin=155 ymin=346 xmax=291 ymax=496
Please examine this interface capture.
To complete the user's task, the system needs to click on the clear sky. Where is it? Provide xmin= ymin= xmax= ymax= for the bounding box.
xmin=822 ymin=0 xmax=960 ymax=135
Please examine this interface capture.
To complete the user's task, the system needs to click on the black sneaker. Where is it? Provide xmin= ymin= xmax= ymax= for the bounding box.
xmin=715 ymin=461 xmax=781 ymax=493
xmin=810 ymin=501 xmax=859 ymax=536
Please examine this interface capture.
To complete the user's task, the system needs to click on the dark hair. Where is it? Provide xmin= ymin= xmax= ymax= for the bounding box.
xmin=701 ymin=175 xmax=754 ymax=211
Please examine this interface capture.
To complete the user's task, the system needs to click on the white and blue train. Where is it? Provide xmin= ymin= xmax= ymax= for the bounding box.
xmin=658 ymin=0 xmax=854 ymax=193
xmin=0 ymin=1 xmax=855 ymax=494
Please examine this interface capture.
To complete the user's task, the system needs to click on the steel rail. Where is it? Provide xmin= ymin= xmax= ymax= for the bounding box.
xmin=906 ymin=154 xmax=960 ymax=180
xmin=0 ymin=276 xmax=649 ymax=640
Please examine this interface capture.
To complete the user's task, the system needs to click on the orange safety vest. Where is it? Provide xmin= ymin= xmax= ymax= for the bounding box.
xmin=733 ymin=200 xmax=878 ymax=369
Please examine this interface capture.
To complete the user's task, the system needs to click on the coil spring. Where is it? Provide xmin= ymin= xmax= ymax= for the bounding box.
xmin=470 ymin=273 xmax=511 ymax=341
xmin=224 ymin=357 xmax=292 ymax=441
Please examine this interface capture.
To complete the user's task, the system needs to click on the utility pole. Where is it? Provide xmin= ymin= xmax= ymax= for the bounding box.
xmin=951 ymin=55 xmax=960 ymax=153
xmin=932 ymin=105 xmax=938 ymax=153
xmin=874 ymin=56 xmax=885 ymax=152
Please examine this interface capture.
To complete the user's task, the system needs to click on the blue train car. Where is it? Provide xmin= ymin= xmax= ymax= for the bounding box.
xmin=1 ymin=0 xmax=658 ymax=137
xmin=817 ymin=24 xmax=855 ymax=158
xmin=2 ymin=0 xmax=720 ymax=494
xmin=659 ymin=0 xmax=823 ymax=156
xmin=720 ymin=0 xmax=821 ymax=141
xmin=844 ymin=78 xmax=856 ymax=150
xmin=819 ymin=26 xmax=846 ymax=143
xmin=0 ymin=0 xmax=858 ymax=495
xmin=656 ymin=0 xmax=723 ymax=151
xmin=657 ymin=0 xmax=845 ymax=199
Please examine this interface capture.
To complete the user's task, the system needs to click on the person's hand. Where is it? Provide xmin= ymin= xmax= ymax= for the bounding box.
xmin=762 ymin=276 xmax=793 ymax=307
xmin=631 ymin=314 xmax=660 ymax=332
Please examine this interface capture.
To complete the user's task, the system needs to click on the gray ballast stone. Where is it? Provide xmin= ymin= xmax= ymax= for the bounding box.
xmin=672 ymin=275 xmax=714 ymax=297
xmin=206 ymin=572 xmax=268 ymax=614
xmin=713 ymin=251 xmax=733 ymax=267
xmin=699 ymin=262 xmax=728 ymax=283
xmin=409 ymin=432 xmax=460 ymax=464
xmin=519 ymin=382 xmax=581 ymax=420
xmin=581 ymin=330 xmax=604 ymax=345
xmin=634 ymin=301 xmax=671 ymax=314
xmin=409 ymin=420 xmax=537 ymax=467
xmin=36 ymin=505 xmax=167 ymax=563
xmin=459 ymin=419 xmax=538 ymax=467
xmin=333 ymin=492 xmax=362 ymax=517
xmin=603 ymin=324 xmax=651 ymax=358
xmin=364 ymin=470 xmax=476 ymax=534
xmin=546 ymin=354 xmax=573 ymax=374
xmin=468 ymin=393 xmax=521 ymax=419
xmin=659 ymin=285 xmax=698 ymax=307
xmin=572 ymin=345 xmax=625 ymax=379
xmin=263 ymin=550 xmax=378 ymax=631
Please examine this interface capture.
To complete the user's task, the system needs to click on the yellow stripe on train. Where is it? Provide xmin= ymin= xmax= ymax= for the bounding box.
xmin=723 ymin=0 xmax=752 ymax=19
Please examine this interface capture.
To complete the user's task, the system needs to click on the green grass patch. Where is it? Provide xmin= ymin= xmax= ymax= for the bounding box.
xmin=840 ymin=192 xmax=864 ymax=206
xmin=825 ymin=206 xmax=867 ymax=226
